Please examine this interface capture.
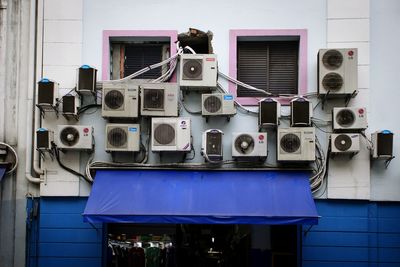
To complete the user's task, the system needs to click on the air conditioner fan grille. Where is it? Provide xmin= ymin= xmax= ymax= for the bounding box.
xmin=234 ymin=134 xmax=255 ymax=155
xmin=334 ymin=134 xmax=352 ymax=151
xmin=60 ymin=127 xmax=80 ymax=147
xmin=108 ymin=127 xmax=127 ymax=148
xmin=281 ymin=133 xmax=301 ymax=153
xmin=182 ymin=59 xmax=203 ymax=80
xmin=105 ymin=90 xmax=124 ymax=109
xmin=322 ymin=49 xmax=343 ymax=70
xmin=204 ymin=96 xmax=222 ymax=113
xmin=322 ymin=73 xmax=344 ymax=91
xmin=336 ymin=109 xmax=355 ymax=128
xmin=143 ymin=89 xmax=164 ymax=110
xmin=154 ymin=124 xmax=175 ymax=145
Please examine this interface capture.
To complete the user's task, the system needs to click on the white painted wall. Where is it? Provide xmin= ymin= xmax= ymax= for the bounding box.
xmin=325 ymin=0 xmax=371 ymax=200
xmin=33 ymin=0 xmax=398 ymax=201
xmin=370 ymin=0 xmax=400 ymax=201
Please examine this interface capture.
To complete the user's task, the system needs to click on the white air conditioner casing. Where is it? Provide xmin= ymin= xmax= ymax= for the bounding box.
xmin=105 ymin=124 xmax=140 ymax=152
xmin=201 ymin=129 xmax=224 ymax=162
xmin=333 ymin=107 xmax=367 ymax=131
xmin=56 ymin=125 xmax=94 ymax=151
xmin=277 ymin=127 xmax=315 ymax=162
xmin=151 ymin=117 xmax=191 ymax=152
xmin=140 ymin=82 xmax=179 ymax=117
xmin=202 ymin=93 xmax=236 ymax=116
xmin=331 ymin=133 xmax=360 ymax=153
xmin=102 ymin=80 xmax=147 ymax=119
xmin=318 ymin=48 xmax=358 ymax=95
xmin=179 ymin=54 xmax=217 ymax=89
xmin=232 ymin=132 xmax=267 ymax=159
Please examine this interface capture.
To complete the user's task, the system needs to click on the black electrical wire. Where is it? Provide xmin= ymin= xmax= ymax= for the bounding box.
xmin=51 ymin=142 xmax=93 ymax=184
xmin=185 ymin=145 xmax=196 ymax=161
xmin=77 ymin=104 xmax=101 ymax=115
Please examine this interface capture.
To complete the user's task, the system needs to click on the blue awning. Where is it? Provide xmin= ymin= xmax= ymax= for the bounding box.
xmin=0 ymin=168 xmax=6 ymax=182
xmin=83 ymin=170 xmax=319 ymax=225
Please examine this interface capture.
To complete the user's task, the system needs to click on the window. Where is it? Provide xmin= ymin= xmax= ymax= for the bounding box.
xmin=237 ymin=39 xmax=299 ymax=96
xmin=110 ymin=39 xmax=170 ymax=80
xmin=102 ymin=31 xmax=178 ymax=81
xmin=229 ymin=30 xmax=307 ymax=105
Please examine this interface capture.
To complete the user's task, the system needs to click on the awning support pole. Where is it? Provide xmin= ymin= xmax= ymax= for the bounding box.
xmin=303 ymin=225 xmax=314 ymax=236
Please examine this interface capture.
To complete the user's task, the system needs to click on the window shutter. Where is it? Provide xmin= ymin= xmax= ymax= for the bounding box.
xmin=124 ymin=45 xmax=163 ymax=79
xmin=237 ymin=42 xmax=269 ymax=97
xmin=237 ymin=41 xmax=299 ymax=97
xmin=269 ymin=42 xmax=298 ymax=95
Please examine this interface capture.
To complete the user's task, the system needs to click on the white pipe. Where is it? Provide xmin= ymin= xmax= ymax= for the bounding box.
xmin=0 ymin=0 xmax=8 ymax=142
xmin=25 ymin=0 xmax=43 ymax=184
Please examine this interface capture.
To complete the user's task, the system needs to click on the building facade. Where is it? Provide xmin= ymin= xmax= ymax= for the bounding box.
xmin=0 ymin=0 xmax=399 ymax=266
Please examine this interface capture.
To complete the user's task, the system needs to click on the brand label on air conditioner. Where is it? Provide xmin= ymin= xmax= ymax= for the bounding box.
xmin=128 ymin=127 xmax=137 ymax=132
xmin=224 ymin=95 xmax=233 ymax=100
xmin=206 ymin=58 xmax=215 ymax=62
xmin=180 ymin=120 xmax=188 ymax=129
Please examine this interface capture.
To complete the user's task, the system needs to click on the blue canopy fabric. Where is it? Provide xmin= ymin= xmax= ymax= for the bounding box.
xmin=83 ymin=170 xmax=319 ymax=225
xmin=0 ymin=168 xmax=6 ymax=182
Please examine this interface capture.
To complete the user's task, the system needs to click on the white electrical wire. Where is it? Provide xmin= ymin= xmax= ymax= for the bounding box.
xmin=309 ymin=135 xmax=327 ymax=193
xmin=0 ymin=142 xmax=19 ymax=174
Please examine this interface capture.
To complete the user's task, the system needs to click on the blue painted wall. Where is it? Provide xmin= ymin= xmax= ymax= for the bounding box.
xmin=303 ymin=200 xmax=400 ymax=267
xmin=27 ymin=198 xmax=400 ymax=267
xmin=27 ymin=197 xmax=103 ymax=267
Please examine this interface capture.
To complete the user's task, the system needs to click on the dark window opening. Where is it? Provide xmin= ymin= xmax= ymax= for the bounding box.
xmin=237 ymin=40 xmax=299 ymax=97
xmin=178 ymin=28 xmax=213 ymax=54
xmin=110 ymin=40 xmax=170 ymax=80
xmin=106 ymin=223 xmax=298 ymax=267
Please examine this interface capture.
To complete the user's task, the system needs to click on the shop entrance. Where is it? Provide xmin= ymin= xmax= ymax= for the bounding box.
xmin=106 ymin=224 xmax=299 ymax=267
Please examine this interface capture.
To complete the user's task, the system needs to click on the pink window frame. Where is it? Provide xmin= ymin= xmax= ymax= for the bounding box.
xmin=102 ymin=30 xmax=178 ymax=81
xmin=229 ymin=29 xmax=308 ymax=106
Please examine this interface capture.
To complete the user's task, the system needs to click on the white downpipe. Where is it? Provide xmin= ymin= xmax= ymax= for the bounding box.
xmin=25 ymin=0 xmax=42 ymax=184
xmin=0 ymin=0 xmax=8 ymax=142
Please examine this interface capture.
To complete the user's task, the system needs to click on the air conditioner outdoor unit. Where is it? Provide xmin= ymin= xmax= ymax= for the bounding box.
xmin=202 ymin=93 xmax=236 ymax=117
xmin=179 ymin=54 xmax=217 ymax=89
xmin=331 ymin=133 xmax=360 ymax=154
xmin=332 ymin=107 xmax=367 ymax=131
xmin=102 ymin=80 xmax=144 ymax=119
xmin=318 ymin=48 xmax=358 ymax=96
xmin=105 ymin=124 xmax=140 ymax=152
xmin=76 ymin=65 xmax=97 ymax=95
xmin=56 ymin=125 xmax=94 ymax=151
xmin=259 ymin=98 xmax=280 ymax=129
xmin=37 ymin=78 xmax=59 ymax=111
xmin=36 ymin=128 xmax=54 ymax=151
xmin=232 ymin=132 xmax=267 ymax=160
xmin=201 ymin=129 xmax=224 ymax=162
xmin=61 ymin=94 xmax=79 ymax=120
xmin=277 ymin=127 xmax=315 ymax=162
xmin=371 ymin=130 xmax=394 ymax=159
xmin=290 ymin=97 xmax=312 ymax=127
xmin=140 ymin=82 xmax=179 ymax=117
xmin=151 ymin=117 xmax=191 ymax=152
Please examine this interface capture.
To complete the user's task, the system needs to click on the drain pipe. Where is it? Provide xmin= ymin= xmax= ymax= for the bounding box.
xmin=25 ymin=0 xmax=42 ymax=184
xmin=0 ymin=0 xmax=8 ymax=142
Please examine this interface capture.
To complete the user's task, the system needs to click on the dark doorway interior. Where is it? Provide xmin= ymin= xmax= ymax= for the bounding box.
xmin=106 ymin=224 xmax=298 ymax=267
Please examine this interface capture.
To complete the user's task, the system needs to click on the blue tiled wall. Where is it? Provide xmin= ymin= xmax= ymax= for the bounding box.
xmin=303 ymin=200 xmax=400 ymax=267
xmin=27 ymin=197 xmax=102 ymax=267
